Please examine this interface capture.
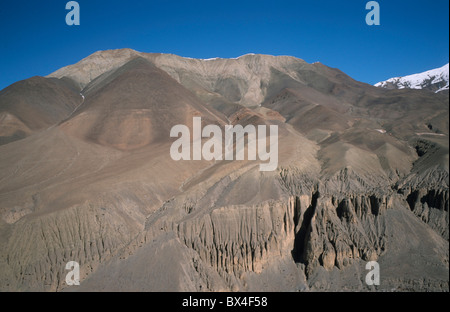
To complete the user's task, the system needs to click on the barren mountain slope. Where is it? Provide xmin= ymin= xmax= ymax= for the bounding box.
xmin=0 ymin=77 xmax=81 ymax=145
xmin=0 ymin=50 xmax=448 ymax=291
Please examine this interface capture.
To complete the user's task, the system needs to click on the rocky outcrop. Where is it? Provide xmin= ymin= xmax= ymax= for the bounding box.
xmin=176 ymin=200 xmax=296 ymax=276
xmin=0 ymin=194 xmax=147 ymax=291
xmin=404 ymin=188 xmax=449 ymax=240
xmin=296 ymin=192 xmax=388 ymax=275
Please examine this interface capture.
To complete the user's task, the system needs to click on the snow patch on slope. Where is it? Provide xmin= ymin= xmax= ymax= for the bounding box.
xmin=375 ymin=63 xmax=449 ymax=93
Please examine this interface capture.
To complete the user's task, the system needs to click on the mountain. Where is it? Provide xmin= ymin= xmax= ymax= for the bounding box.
xmin=0 ymin=76 xmax=80 ymax=145
xmin=375 ymin=63 xmax=449 ymax=93
xmin=0 ymin=49 xmax=448 ymax=292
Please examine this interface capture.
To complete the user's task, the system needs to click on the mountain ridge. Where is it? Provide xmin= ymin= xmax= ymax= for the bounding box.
xmin=0 ymin=49 xmax=448 ymax=292
xmin=375 ymin=63 xmax=449 ymax=93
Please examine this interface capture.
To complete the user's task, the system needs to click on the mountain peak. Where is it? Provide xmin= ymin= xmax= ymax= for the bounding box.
xmin=374 ymin=63 xmax=449 ymax=93
xmin=47 ymin=48 xmax=141 ymax=89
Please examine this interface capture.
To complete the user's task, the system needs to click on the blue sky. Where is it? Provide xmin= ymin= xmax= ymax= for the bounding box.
xmin=0 ymin=0 xmax=448 ymax=90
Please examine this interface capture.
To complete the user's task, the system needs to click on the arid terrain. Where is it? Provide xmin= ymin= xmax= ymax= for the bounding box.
xmin=0 ymin=49 xmax=448 ymax=291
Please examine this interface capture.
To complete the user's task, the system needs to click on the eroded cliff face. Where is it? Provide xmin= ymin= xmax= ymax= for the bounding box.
xmin=72 ymin=164 xmax=448 ymax=292
xmin=404 ymin=187 xmax=449 ymax=240
xmin=0 ymin=193 xmax=147 ymax=291
xmin=1 ymin=163 xmax=448 ymax=292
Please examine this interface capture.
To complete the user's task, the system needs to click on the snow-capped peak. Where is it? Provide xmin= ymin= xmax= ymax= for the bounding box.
xmin=374 ymin=63 xmax=449 ymax=93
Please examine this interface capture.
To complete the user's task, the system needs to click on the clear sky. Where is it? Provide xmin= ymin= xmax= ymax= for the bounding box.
xmin=0 ymin=0 xmax=448 ymax=91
